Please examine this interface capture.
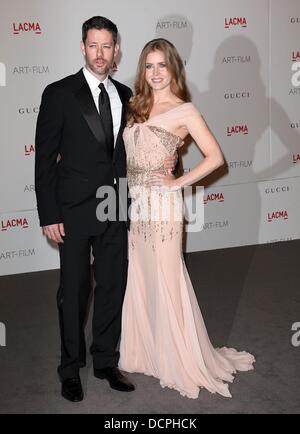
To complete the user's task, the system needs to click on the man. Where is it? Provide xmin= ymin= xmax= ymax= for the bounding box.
xmin=36 ymin=15 xmax=175 ymax=403
xmin=35 ymin=16 xmax=136 ymax=403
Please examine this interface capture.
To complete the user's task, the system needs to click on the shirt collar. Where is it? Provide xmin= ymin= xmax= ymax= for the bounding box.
xmin=83 ymin=66 xmax=109 ymax=92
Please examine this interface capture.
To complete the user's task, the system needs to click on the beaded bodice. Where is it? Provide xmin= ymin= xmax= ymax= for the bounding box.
xmin=123 ymin=123 xmax=183 ymax=189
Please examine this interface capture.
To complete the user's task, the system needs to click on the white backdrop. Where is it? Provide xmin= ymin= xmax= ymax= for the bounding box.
xmin=0 ymin=0 xmax=300 ymax=275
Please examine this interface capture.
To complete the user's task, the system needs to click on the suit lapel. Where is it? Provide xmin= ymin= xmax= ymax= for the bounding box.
xmin=109 ymin=77 xmax=128 ymax=161
xmin=73 ymin=70 xmax=107 ymax=146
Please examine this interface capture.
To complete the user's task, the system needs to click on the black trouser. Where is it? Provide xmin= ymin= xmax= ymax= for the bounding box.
xmin=57 ymin=220 xmax=128 ymax=380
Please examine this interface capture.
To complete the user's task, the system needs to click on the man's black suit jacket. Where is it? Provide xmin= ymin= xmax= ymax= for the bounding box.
xmin=35 ymin=69 xmax=132 ymax=236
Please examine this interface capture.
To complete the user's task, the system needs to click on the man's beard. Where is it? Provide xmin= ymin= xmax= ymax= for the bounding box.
xmin=87 ymin=59 xmax=111 ymax=77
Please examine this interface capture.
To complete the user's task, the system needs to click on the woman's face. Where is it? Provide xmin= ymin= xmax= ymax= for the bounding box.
xmin=145 ymin=50 xmax=172 ymax=92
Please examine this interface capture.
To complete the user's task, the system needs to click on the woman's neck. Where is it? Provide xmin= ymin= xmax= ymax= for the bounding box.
xmin=152 ymin=88 xmax=174 ymax=104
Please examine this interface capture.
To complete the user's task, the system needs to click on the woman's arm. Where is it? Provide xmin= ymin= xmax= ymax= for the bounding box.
xmin=175 ymin=108 xmax=224 ymax=188
xmin=147 ymin=105 xmax=224 ymax=188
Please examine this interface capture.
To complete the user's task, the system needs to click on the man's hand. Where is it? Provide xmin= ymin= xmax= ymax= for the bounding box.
xmin=163 ymin=153 xmax=178 ymax=174
xmin=43 ymin=223 xmax=65 ymax=243
xmin=146 ymin=173 xmax=177 ymax=189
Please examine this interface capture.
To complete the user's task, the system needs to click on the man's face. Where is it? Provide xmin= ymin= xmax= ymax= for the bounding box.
xmin=81 ymin=28 xmax=119 ymax=79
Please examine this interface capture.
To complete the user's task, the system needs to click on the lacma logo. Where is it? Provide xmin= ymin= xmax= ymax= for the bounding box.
xmin=292 ymin=51 xmax=300 ymax=62
xmin=24 ymin=144 xmax=35 ymax=156
xmin=293 ymin=153 xmax=300 ymax=164
xmin=204 ymin=192 xmax=225 ymax=204
xmin=227 ymin=125 xmax=248 ymax=136
xmin=267 ymin=210 xmax=288 ymax=222
xmin=0 ymin=322 xmax=6 ymax=347
xmin=225 ymin=17 xmax=247 ymax=29
xmin=13 ymin=22 xmax=42 ymax=35
xmin=1 ymin=218 xmax=29 ymax=231
xmin=0 ymin=62 xmax=6 ymax=86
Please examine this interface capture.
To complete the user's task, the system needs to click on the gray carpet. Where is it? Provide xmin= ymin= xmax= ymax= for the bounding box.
xmin=0 ymin=240 xmax=299 ymax=414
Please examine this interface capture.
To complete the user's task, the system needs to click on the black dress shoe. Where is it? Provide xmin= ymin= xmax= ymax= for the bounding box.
xmin=61 ymin=375 xmax=84 ymax=402
xmin=94 ymin=367 xmax=135 ymax=392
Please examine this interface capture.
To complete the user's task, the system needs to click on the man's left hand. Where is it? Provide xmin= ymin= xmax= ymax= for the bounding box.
xmin=163 ymin=153 xmax=177 ymax=174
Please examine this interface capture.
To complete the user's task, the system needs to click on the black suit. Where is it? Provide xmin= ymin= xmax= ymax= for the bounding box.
xmin=35 ymin=69 xmax=132 ymax=379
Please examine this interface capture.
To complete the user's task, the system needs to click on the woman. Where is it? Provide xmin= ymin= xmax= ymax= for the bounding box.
xmin=119 ymin=38 xmax=255 ymax=399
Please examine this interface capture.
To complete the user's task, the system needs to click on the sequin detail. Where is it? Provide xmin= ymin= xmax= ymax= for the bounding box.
xmin=134 ymin=125 xmax=140 ymax=146
xmin=125 ymin=123 xmax=184 ymax=250
xmin=147 ymin=125 xmax=183 ymax=153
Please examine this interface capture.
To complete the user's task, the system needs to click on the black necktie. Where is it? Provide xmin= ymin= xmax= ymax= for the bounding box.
xmin=98 ymin=83 xmax=114 ymax=157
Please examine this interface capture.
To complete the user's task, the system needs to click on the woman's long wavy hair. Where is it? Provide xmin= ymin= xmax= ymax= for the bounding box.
xmin=127 ymin=38 xmax=191 ymax=125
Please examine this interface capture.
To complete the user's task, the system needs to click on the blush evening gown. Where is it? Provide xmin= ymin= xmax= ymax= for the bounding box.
xmin=119 ymin=103 xmax=255 ymax=399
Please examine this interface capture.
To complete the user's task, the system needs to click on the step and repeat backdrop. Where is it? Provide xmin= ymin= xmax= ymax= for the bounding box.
xmin=0 ymin=0 xmax=299 ymax=275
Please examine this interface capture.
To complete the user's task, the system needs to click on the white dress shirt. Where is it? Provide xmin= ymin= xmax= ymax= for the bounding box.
xmin=83 ymin=67 xmax=122 ymax=146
